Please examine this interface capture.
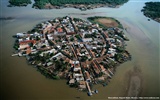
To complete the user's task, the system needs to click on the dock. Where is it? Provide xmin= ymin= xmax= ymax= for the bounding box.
xmin=11 ymin=53 xmax=18 ymax=56
xmin=85 ymin=81 xmax=92 ymax=96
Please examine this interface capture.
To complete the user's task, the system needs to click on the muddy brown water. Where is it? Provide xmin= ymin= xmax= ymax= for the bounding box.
xmin=0 ymin=0 xmax=159 ymax=99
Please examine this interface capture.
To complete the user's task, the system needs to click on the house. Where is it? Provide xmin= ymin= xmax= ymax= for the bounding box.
xmin=18 ymin=39 xmax=23 ymax=42
xmin=57 ymin=45 xmax=61 ymax=49
xmin=74 ymin=67 xmax=81 ymax=72
xmin=108 ymin=48 xmax=116 ymax=56
xmin=82 ymin=38 xmax=93 ymax=42
xmin=19 ymin=40 xmax=36 ymax=45
xmin=69 ymin=79 xmax=75 ymax=84
xmin=76 ymin=77 xmax=84 ymax=81
xmin=79 ymin=85 xmax=86 ymax=89
xmin=57 ymin=28 xmax=63 ymax=33
xmin=19 ymin=40 xmax=36 ymax=50
xmin=42 ymin=23 xmax=52 ymax=34
xmin=54 ymin=28 xmax=66 ymax=35
xmin=79 ymin=44 xmax=84 ymax=47
xmin=74 ymin=73 xmax=83 ymax=77
xmin=19 ymin=44 xmax=29 ymax=50
xmin=46 ymin=62 xmax=53 ymax=66
xmin=100 ymin=65 xmax=106 ymax=72
xmin=48 ymin=26 xmax=55 ymax=33
xmin=92 ymin=29 xmax=98 ymax=33
xmin=71 ymin=61 xmax=79 ymax=65
xmin=92 ymin=47 xmax=97 ymax=50
xmin=26 ymin=47 xmax=31 ymax=54
xmin=16 ymin=33 xmax=26 ymax=37
xmin=47 ymin=34 xmax=54 ymax=40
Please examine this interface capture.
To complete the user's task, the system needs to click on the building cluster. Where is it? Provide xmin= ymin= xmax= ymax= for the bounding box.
xmin=13 ymin=16 xmax=131 ymax=96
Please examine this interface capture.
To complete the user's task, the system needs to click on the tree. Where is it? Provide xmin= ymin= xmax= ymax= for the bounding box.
xmin=9 ymin=0 xmax=31 ymax=6
xmin=141 ymin=2 xmax=160 ymax=23
xmin=70 ymin=37 xmax=74 ymax=41
xmin=32 ymin=0 xmax=129 ymax=9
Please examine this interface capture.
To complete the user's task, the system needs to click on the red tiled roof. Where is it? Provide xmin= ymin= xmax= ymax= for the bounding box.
xmin=19 ymin=40 xmax=36 ymax=45
xmin=26 ymin=48 xmax=31 ymax=54
xmin=57 ymin=28 xmax=63 ymax=33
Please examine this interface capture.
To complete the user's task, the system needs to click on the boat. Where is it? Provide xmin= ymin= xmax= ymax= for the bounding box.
xmin=95 ymin=89 xmax=98 ymax=94
xmin=87 ymin=92 xmax=93 ymax=96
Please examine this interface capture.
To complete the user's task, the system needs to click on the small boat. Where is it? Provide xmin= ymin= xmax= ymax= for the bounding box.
xmin=95 ymin=89 xmax=98 ymax=94
xmin=87 ymin=92 xmax=93 ymax=96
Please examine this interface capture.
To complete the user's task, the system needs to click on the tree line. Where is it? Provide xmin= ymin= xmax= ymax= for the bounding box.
xmin=9 ymin=0 xmax=129 ymax=8
xmin=9 ymin=0 xmax=31 ymax=6
xmin=141 ymin=2 xmax=160 ymax=22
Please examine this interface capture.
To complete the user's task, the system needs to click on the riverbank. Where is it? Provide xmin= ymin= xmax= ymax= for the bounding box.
xmin=36 ymin=3 xmax=119 ymax=11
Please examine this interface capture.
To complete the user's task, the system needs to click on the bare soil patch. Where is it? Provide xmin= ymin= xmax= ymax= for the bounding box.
xmin=96 ymin=18 xmax=119 ymax=28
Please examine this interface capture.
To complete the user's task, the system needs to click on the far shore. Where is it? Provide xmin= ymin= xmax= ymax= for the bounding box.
xmin=0 ymin=17 xmax=15 ymax=20
xmin=39 ymin=3 xmax=121 ymax=11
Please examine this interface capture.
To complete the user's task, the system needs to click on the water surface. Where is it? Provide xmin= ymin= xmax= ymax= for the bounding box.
xmin=0 ymin=0 xmax=159 ymax=99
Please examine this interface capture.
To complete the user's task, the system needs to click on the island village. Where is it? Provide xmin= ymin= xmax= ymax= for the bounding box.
xmin=12 ymin=16 xmax=131 ymax=96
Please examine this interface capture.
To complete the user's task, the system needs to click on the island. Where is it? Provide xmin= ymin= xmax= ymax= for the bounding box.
xmin=8 ymin=0 xmax=129 ymax=10
xmin=8 ymin=0 xmax=31 ymax=7
xmin=12 ymin=16 xmax=131 ymax=96
xmin=141 ymin=2 xmax=160 ymax=23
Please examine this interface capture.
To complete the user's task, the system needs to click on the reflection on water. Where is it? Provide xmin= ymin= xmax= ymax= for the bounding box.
xmin=0 ymin=0 xmax=159 ymax=99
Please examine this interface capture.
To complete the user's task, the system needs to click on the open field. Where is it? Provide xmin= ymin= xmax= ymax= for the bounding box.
xmin=96 ymin=18 xmax=119 ymax=28
xmin=88 ymin=16 xmax=123 ymax=29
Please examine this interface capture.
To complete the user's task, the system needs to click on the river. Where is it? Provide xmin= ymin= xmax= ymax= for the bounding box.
xmin=0 ymin=0 xmax=159 ymax=100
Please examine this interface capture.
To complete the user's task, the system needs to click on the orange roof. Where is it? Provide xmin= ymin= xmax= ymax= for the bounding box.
xmin=26 ymin=48 xmax=31 ymax=54
xmin=57 ymin=28 xmax=63 ymax=33
xmin=19 ymin=40 xmax=36 ymax=45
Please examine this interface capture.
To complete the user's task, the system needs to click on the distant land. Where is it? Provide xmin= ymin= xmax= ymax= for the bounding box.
xmin=141 ymin=2 xmax=160 ymax=23
xmin=0 ymin=17 xmax=15 ymax=20
xmin=8 ymin=0 xmax=129 ymax=10
xmin=8 ymin=0 xmax=31 ymax=7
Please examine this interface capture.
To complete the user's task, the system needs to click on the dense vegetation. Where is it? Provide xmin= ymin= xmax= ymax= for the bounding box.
xmin=9 ymin=0 xmax=128 ymax=9
xmin=9 ymin=0 xmax=31 ymax=6
xmin=33 ymin=0 xmax=50 ymax=9
xmin=48 ymin=0 xmax=129 ymax=5
xmin=33 ymin=0 xmax=129 ymax=9
xmin=141 ymin=2 xmax=160 ymax=23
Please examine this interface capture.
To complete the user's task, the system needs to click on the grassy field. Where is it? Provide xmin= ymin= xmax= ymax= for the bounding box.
xmin=88 ymin=16 xmax=123 ymax=29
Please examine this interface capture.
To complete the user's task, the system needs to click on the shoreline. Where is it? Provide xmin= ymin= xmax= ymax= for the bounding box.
xmin=37 ymin=3 xmax=120 ymax=11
